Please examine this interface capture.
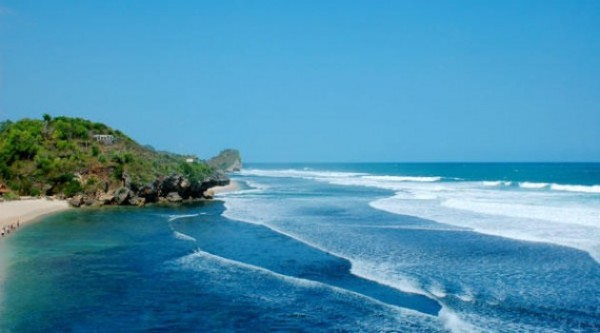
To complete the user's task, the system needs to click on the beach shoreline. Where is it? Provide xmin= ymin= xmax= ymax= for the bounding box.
xmin=206 ymin=180 xmax=241 ymax=196
xmin=0 ymin=181 xmax=240 ymax=234
xmin=0 ymin=198 xmax=71 ymax=237
xmin=0 ymin=181 xmax=239 ymax=234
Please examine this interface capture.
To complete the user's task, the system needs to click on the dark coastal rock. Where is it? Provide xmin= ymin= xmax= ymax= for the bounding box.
xmin=68 ymin=195 xmax=84 ymax=207
xmin=42 ymin=184 xmax=53 ymax=195
xmin=159 ymin=175 xmax=184 ymax=196
xmin=67 ymin=170 xmax=231 ymax=208
xmin=166 ymin=192 xmax=183 ymax=203
xmin=203 ymin=171 xmax=230 ymax=190
xmin=122 ymin=172 xmax=132 ymax=188
xmin=84 ymin=196 xmax=97 ymax=206
xmin=137 ymin=184 xmax=158 ymax=202
xmin=114 ymin=187 xmax=132 ymax=205
xmin=91 ymin=199 xmax=105 ymax=207
xmin=99 ymin=194 xmax=115 ymax=205
xmin=186 ymin=172 xmax=229 ymax=198
xmin=128 ymin=196 xmax=146 ymax=207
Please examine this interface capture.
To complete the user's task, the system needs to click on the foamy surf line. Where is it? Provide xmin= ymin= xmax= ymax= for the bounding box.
xmin=221 ymin=199 xmax=442 ymax=303
xmin=220 ymin=199 xmax=483 ymax=332
xmin=550 ymin=183 xmax=600 ymax=193
xmin=517 ymin=182 xmax=600 ymax=193
xmin=482 ymin=181 xmax=513 ymax=187
xmin=242 ymin=168 xmax=600 ymax=194
xmin=170 ymin=248 xmax=448 ymax=330
xmin=168 ymin=214 xmax=200 ymax=222
xmin=241 ymin=169 xmax=444 ymax=182
xmin=362 ymin=175 xmax=442 ymax=182
xmin=173 ymin=231 xmax=197 ymax=242
xmin=370 ymin=195 xmax=600 ymax=264
xmin=243 ymin=170 xmax=600 ymax=261
xmin=240 ymin=169 xmax=368 ymax=179
xmin=222 ymin=178 xmax=476 ymax=301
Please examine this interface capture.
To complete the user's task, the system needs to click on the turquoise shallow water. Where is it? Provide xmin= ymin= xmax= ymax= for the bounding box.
xmin=1 ymin=163 xmax=599 ymax=332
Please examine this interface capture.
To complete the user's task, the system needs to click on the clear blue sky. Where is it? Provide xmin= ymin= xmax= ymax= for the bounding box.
xmin=1 ymin=1 xmax=599 ymax=162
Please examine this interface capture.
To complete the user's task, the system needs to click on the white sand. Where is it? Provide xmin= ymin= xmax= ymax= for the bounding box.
xmin=0 ymin=198 xmax=70 ymax=234
xmin=205 ymin=180 xmax=241 ymax=197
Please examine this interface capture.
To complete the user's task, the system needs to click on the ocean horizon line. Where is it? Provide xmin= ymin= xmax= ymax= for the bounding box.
xmin=244 ymin=161 xmax=600 ymax=165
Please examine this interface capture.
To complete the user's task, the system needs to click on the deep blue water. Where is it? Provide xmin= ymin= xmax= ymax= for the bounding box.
xmin=1 ymin=163 xmax=599 ymax=332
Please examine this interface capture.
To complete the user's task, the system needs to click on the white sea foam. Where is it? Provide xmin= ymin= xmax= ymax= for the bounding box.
xmin=239 ymin=169 xmax=443 ymax=192
xmin=371 ymin=188 xmax=600 ymax=263
xmin=324 ymin=177 xmax=447 ymax=192
xmin=216 ymin=180 xmax=270 ymax=198
xmin=428 ymin=282 xmax=448 ymax=298
xmin=349 ymin=259 xmax=432 ymax=296
xmin=441 ymin=198 xmax=600 ymax=227
xmin=173 ymin=231 xmax=197 ymax=242
xmin=519 ymin=182 xmax=549 ymax=189
xmin=439 ymin=307 xmax=480 ymax=333
xmin=443 ymin=310 xmax=568 ymax=333
xmin=168 ymin=214 xmax=199 ymax=222
xmin=229 ymin=170 xmax=600 ymax=265
xmin=222 ymin=189 xmax=443 ymax=306
xmin=362 ymin=175 xmax=442 ymax=182
xmin=248 ymin=168 xmax=600 ymax=263
xmin=172 ymin=250 xmax=441 ymax=326
xmin=244 ymin=180 xmax=271 ymax=191
xmin=245 ymin=167 xmax=600 ymax=262
xmin=550 ymin=184 xmax=600 ymax=194
xmin=240 ymin=168 xmax=367 ymax=179
xmin=516 ymin=182 xmax=600 ymax=194
xmin=482 ymin=181 xmax=512 ymax=187
xmin=173 ymin=250 xmax=320 ymax=289
xmin=456 ymin=291 xmax=474 ymax=303
xmin=220 ymin=169 xmax=600 ymax=331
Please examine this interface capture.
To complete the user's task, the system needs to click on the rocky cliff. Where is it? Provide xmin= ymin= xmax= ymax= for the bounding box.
xmin=68 ymin=171 xmax=230 ymax=208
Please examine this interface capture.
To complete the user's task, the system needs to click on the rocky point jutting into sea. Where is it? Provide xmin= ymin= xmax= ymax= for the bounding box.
xmin=67 ymin=169 xmax=232 ymax=208
xmin=0 ymin=116 xmax=242 ymax=207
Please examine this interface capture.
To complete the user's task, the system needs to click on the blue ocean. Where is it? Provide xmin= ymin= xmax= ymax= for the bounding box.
xmin=1 ymin=163 xmax=599 ymax=332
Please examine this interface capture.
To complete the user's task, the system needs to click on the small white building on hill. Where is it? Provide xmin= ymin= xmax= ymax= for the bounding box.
xmin=93 ymin=134 xmax=116 ymax=144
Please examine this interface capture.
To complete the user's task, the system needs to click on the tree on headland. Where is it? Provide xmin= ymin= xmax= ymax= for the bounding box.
xmin=42 ymin=113 xmax=52 ymax=137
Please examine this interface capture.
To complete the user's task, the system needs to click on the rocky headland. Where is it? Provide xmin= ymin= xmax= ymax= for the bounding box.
xmin=0 ymin=116 xmax=242 ymax=208
xmin=67 ymin=169 xmax=232 ymax=208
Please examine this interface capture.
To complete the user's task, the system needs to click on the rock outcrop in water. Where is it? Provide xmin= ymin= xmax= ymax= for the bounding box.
xmin=70 ymin=166 xmax=231 ymax=207
xmin=207 ymin=149 xmax=242 ymax=173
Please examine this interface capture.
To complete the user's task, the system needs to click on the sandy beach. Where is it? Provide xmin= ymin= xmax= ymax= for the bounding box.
xmin=206 ymin=180 xmax=241 ymax=196
xmin=0 ymin=198 xmax=71 ymax=236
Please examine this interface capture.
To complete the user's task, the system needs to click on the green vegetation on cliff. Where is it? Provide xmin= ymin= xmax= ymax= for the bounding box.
xmin=0 ymin=115 xmax=214 ymax=197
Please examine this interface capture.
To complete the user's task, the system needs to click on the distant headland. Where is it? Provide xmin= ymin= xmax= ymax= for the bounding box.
xmin=0 ymin=115 xmax=242 ymax=207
